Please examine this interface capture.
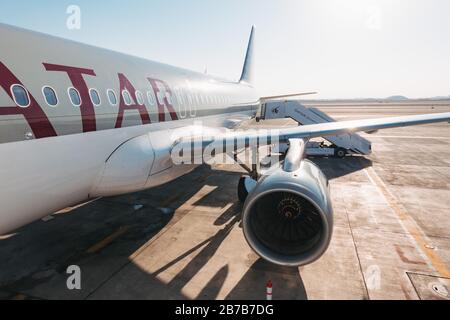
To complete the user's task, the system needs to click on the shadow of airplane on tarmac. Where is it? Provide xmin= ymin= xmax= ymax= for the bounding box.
xmin=0 ymin=156 xmax=371 ymax=300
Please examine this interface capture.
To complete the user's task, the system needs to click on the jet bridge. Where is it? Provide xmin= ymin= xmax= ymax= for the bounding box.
xmin=259 ymin=100 xmax=372 ymax=157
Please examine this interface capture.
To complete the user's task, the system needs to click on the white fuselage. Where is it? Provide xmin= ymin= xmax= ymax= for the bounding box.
xmin=0 ymin=24 xmax=259 ymax=234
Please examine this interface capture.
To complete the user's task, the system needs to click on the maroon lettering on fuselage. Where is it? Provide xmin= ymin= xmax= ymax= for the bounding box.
xmin=115 ymin=73 xmax=151 ymax=128
xmin=148 ymin=78 xmax=179 ymax=122
xmin=43 ymin=63 xmax=97 ymax=132
xmin=0 ymin=61 xmax=180 ymax=141
xmin=0 ymin=61 xmax=57 ymax=138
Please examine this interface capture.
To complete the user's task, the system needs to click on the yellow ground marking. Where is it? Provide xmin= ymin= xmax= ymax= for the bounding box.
xmin=0 ymin=233 xmax=17 ymax=240
xmin=56 ymin=198 xmax=101 ymax=215
xmin=86 ymin=226 xmax=130 ymax=254
xmin=365 ymin=166 xmax=450 ymax=282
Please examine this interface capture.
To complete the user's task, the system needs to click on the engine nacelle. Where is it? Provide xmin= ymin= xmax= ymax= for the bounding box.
xmin=242 ymin=160 xmax=333 ymax=267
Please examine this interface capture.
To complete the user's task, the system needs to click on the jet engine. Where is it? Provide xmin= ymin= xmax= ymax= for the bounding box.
xmin=241 ymin=140 xmax=334 ymax=267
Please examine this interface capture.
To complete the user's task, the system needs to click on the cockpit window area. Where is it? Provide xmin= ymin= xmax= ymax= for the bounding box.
xmin=11 ymin=84 xmax=30 ymax=108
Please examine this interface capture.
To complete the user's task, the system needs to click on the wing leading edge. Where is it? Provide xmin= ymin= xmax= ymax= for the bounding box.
xmin=174 ymin=112 xmax=450 ymax=151
xmin=280 ymin=112 xmax=450 ymax=140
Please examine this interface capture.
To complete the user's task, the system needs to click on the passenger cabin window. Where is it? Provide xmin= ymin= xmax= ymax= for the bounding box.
xmin=122 ymin=90 xmax=132 ymax=106
xmin=11 ymin=85 xmax=30 ymax=107
xmin=147 ymin=91 xmax=156 ymax=105
xmin=136 ymin=91 xmax=144 ymax=105
xmin=68 ymin=88 xmax=81 ymax=106
xmin=42 ymin=86 xmax=58 ymax=106
xmin=90 ymin=89 xmax=101 ymax=106
xmin=177 ymin=89 xmax=184 ymax=106
xmin=166 ymin=92 xmax=173 ymax=105
xmin=107 ymin=89 xmax=117 ymax=106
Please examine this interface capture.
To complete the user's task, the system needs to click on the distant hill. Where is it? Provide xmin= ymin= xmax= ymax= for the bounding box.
xmin=299 ymin=95 xmax=450 ymax=103
xmin=386 ymin=95 xmax=409 ymax=101
xmin=428 ymin=95 xmax=450 ymax=101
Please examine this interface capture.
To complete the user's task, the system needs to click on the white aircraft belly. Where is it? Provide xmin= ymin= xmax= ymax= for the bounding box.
xmin=0 ymin=111 xmax=252 ymax=234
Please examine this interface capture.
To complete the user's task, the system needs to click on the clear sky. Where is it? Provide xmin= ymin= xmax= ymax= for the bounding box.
xmin=1 ymin=0 xmax=449 ymax=99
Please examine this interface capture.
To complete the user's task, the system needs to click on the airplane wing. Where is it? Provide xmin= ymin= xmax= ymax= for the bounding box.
xmin=277 ymin=112 xmax=450 ymax=140
xmin=173 ymin=112 xmax=450 ymax=150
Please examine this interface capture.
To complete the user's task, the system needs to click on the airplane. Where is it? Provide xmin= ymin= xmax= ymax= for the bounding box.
xmin=0 ymin=23 xmax=449 ymax=267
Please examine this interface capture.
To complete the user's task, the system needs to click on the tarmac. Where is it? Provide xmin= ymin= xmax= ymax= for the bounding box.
xmin=1 ymin=102 xmax=449 ymax=300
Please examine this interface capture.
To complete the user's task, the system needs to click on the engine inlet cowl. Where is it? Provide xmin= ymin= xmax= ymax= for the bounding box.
xmin=242 ymin=160 xmax=333 ymax=267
